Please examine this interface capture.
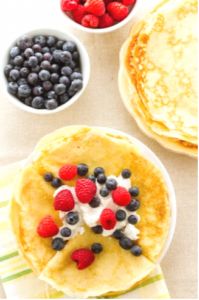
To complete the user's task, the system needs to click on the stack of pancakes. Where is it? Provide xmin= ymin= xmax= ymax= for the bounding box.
xmin=119 ymin=0 xmax=198 ymax=157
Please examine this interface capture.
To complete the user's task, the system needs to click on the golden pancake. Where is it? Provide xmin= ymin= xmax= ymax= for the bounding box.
xmin=10 ymin=126 xmax=171 ymax=297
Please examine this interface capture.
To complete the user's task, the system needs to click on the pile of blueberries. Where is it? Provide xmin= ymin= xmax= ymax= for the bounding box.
xmin=4 ymin=35 xmax=83 ymax=110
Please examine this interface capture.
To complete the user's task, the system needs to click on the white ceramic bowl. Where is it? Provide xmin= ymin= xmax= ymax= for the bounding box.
xmin=1 ymin=28 xmax=90 ymax=115
xmin=60 ymin=0 xmax=139 ymax=34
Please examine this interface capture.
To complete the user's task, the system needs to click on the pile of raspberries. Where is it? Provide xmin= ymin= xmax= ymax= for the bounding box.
xmin=61 ymin=0 xmax=136 ymax=29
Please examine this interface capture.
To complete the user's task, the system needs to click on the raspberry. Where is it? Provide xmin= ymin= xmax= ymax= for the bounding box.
xmin=107 ymin=2 xmax=129 ymax=21
xmin=122 ymin=0 xmax=136 ymax=6
xmin=37 ymin=215 xmax=59 ymax=238
xmin=99 ymin=13 xmax=114 ymax=28
xmin=84 ymin=0 xmax=105 ymax=17
xmin=71 ymin=248 xmax=95 ymax=269
xmin=112 ymin=186 xmax=131 ymax=206
xmin=58 ymin=164 xmax=77 ymax=181
xmin=75 ymin=178 xmax=97 ymax=203
xmin=81 ymin=14 xmax=99 ymax=28
xmin=61 ymin=0 xmax=79 ymax=11
xmin=72 ymin=4 xmax=86 ymax=23
xmin=54 ymin=189 xmax=75 ymax=211
xmin=100 ymin=208 xmax=116 ymax=230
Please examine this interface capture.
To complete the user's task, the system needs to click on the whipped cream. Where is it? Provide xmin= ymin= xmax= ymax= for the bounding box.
xmin=53 ymin=175 xmax=140 ymax=241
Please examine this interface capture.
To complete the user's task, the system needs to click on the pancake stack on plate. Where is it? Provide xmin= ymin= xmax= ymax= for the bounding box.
xmin=119 ymin=0 xmax=198 ymax=157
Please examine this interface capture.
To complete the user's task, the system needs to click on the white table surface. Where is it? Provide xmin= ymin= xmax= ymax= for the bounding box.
xmin=0 ymin=0 xmax=197 ymax=298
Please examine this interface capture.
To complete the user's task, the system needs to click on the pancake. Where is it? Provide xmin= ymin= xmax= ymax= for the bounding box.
xmin=10 ymin=126 xmax=171 ymax=297
xmin=119 ymin=0 xmax=198 ymax=156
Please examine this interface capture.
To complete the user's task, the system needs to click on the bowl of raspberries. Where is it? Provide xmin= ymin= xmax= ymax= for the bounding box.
xmin=3 ymin=29 xmax=90 ymax=114
xmin=60 ymin=0 xmax=138 ymax=32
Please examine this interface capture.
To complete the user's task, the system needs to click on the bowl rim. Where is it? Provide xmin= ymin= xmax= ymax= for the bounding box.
xmin=60 ymin=0 xmax=140 ymax=34
xmin=1 ymin=28 xmax=90 ymax=115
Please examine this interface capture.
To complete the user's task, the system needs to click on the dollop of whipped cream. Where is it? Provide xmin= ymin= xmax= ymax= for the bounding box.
xmin=54 ymin=175 xmax=140 ymax=241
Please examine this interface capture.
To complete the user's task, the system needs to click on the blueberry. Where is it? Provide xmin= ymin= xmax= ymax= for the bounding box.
xmin=68 ymin=79 xmax=83 ymax=96
xmin=51 ymin=64 xmax=59 ymax=73
xmin=60 ymin=227 xmax=71 ymax=237
xmin=7 ymin=82 xmax=18 ymax=95
xmin=47 ymin=90 xmax=57 ymax=99
xmin=43 ymin=80 xmax=53 ymax=91
xmin=34 ymin=35 xmax=46 ymax=47
xmin=44 ymin=172 xmax=53 ymax=182
xmin=40 ymin=60 xmax=51 ymax=70
xmin=27 ymin=73 xmax=38 ymax=85
xmin=18 ymin=84 xmax=31 ymax=98
xmin=31 ymin=65 xmax=40 ymax=73
xmin=106 ymin=178 xmax=117 ymax=190
xmin=89 ymin=196 xmax=101 ymax=208
xmin=69 ymin=60 xmax=76 ymax=69
xmin=77 ymin=163 xmax=88 ymax=176
xmin=28 ymin=56 xmax=38 ymax=67
xmin=119 ymin=237 xmax=133 ymax=250
xmin=61 ymin=66 xmax=72 ymax=76
xmin=9 ymin=69 xmax=20 ymax=81
xmin=17 ymin=78 xmax=27 ymax=86
xmin=51 ymin=177 xmax=62 ymax=187
xmin=88 ymin=175 xmax=96 ymax=182
xmin=121 ymin=169 xmax=131 ymax=179
xmin=129 ymin=187 xmax=140 ymax=197
xmin=97 ymin=173 xmax=107 ymax=184
xmin=54 ymin=83 xmax=66 ymax=95
xmin=47 ymin=36 xmax=57 ymax=47
xmin=60 ymin=51 xmax=72 ymax=64
xmin=66 ymin=211 xmax=79 ymax=225
xmin=10 ymin=46 xmax=20 ymax=58
xmin=33 ymin=86 xmax=44 ymax=96
xmin=62 ymin=41 xmax=76 ymax=52
xmin=4 ymin=64 xmax=13 ymax=77
xmin=52 ymin=238 xmax=66 ymax=251
xmin=14 ymin=66 xmax=21 ymax=71
xmin=32 ymin=96 xmax=44 ymax=109
xmin=13 ymin=55 xmax=23 ymax=66
xmin=53 ymin=50 xmax=62 ymax=61
xmin=99 ymin=187 xmax=109 ymax=197
xmin=32 ymin=44 xmax=42 ymax=52
xmin=92 ymin=225 xmax=103 ymax=234
xmin=112 ymin=230 xmax=125 ymax=240
xmin=51 ymin=73 xmax=59 ymax=83
xmin=130 ymin=245 xmax=142 ymax=256
xmin=43 ymin=52 xmax=52 ymax=61
xmin=116 ymin=209 xmax=127 ymax=221
xmin=24 ymin=96 xmax=33 ymax=106
xmin=24 ymin=48 xmax=34 ymax=58
xmin=42 ymin=47 xmax=50 ymax=54
xmin=70 ymin=72 xmax=82 ymax=81
xmin=39 ymin=70 xmax=50 ymax=81
xmin=59 ymin=76 xmax=70 ymax=86
xmin=23 ymin=60 xmax=30 ymax=68
xmin=45 ymin=99 xmax=58 ymax=110
xmin=20 ymin=67 xmax=29 ymax=78
xmin=91 ymin=243 xmax=103 ymax=254
xmin=56 ymin=40 xmax=64 ymax=49
xmin=35 ymin=52 xmax=43 ymax=62
xmin=128 ymin=215 xmax=138 ymax=225
xmin=94 ymin=167 xmax=105 ymax=177
xmin=126 ymin=199 xmax=140 ymax=212
xmin=74 ymin=67 xmax=80 ymax=72
xmin=72 ymin=51 xmax=79 ymax=62
xmin=17 ymin=36 xmax=33 ymax=50
xmin=59 ymin=93 xmax=69 ymax=104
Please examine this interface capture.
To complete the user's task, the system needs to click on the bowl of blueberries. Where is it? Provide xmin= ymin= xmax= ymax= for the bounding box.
xmin=2 ymin=29 xmax=90 ymax=114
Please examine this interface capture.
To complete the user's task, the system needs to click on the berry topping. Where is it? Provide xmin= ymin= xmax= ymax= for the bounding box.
xmin=72 ymin=5 xmax=86 ymax=23
xmin=97 ymin=173 xmax=107 ymax=184
xmin=71 ymin=248 xmax=95 ymax=269
xmin=61 ymin=0 xmax=78 ymax=11
xmin=66 ymin=211 xmax=79 ymax=225
xmin=91 ymin=225 xmax=103 ymax=234
xmin=91 ymin=243 xmax=103 ymax=254
xmin=106 ymin=178 xmax=117 ymax=190
xmin=51 ymin=177 xmax=62 ymax=188
xmin=89 ymin=196 xmax=101 ymax=208
xmin=54 ymin=189 xmax=75 ymax=211
xmin=112 ymin=187 xmax=131 ymax=206
xmin=100 ymin=208 xmax=116 ymax=230
xmin=129 ymin=186 xmax=140 ymax=197
xmin=43 ymin=172 xmax=53 ymax=182
xmin=99 ymin=186 xmax=109 ymax=197
xmin=130 ymin=245 xmax=142 ymax=256
xmin=94 ymin=167 xmax=105 ymax=177
xmin=60 ymin=227 xmax=72 ymax=237
xmin=84 ymin=0 xmax=105 ymax=17
xmin=121 ymin=169 xmax=131 ymax=178
xmin=116 ymin=209 xmax=126 ymax=221
xmin=119 ymin=236 xmax=133 ymax=250
xmin=75 ymin=178 xmax=97 ymax=203
xmin=81 ymin=14 xmax=99 ymax=28
xmin=99 ymin=13 xmax=114 ymax=28
xmin=37 ymin=215 xmax=59 ymax=238
xmin=58 ymin=164 xmax=77 ymax=181
xmin=122 ymin=0 xmax=136 ymax=6
xmin=126 ymin=199 xmax=140 ymax=211
xmin=107 ymin=2 xmax=128 ymax=21
xmin=52 ymin=237 xmax=66 ymax=250
xmin=112 ymin=229 xmax=125 ymax=240
xmin=128 ymin=214 xmax=138 ymax=224
xmin=77 ymin=163 xmax=89 ymax=176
